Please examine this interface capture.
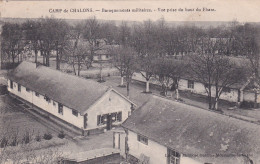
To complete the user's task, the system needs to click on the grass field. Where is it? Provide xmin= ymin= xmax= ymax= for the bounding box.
xmin=0 ymin=95 xmax=58 ymax=143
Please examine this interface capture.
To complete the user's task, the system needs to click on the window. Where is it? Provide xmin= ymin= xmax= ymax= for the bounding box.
xmin=53 ymin=101 xmax=56 ymax=106
xmin=111 ymin=112 xmax=117 ymax=122
xmin=72 ymin=110 xmax=78 ymax=117
xmin=117 ymin=112 xmax=122 ymax=122
xmin=58 ymin=103 xmax=63 ymax=115
xmin=168 ymin=149 xmax=180 ymax=164
xmin=26 ymin=88 xmax=31 ymax=92
xmin=222 ymin=87 xmax=231 ymax=93
xmin=35 ymin=92 xmax=40 ymax=97
xmin=10 ymin=80 xmax=13 ymax=89
xmin=106 ymin=54 xmax=109 ymax=58
xmin=187 ymin=80 xmax=194 ymax=89
xmin=137 ymin=134 xmax=148 ymax=145
xmin=97 ymin=114 xmax=109 ymax=126
xmin=97 ymin=112 xmax=122 ymax=126
xmin=18 ymin=84 xmax=21 ymax=92
xmin=97 ymin=115 xmax=102 ymax=125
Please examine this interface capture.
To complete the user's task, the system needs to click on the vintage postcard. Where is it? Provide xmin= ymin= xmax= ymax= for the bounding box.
xmin=0 ymin=0 xmax=260 ymax=164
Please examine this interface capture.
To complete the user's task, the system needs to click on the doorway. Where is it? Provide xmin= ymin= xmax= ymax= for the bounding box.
xmin=106 ymin=114 xmax=112 ymax=130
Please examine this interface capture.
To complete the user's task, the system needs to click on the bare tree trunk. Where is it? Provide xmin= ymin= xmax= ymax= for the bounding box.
xmin=42 ymin=51 xmax=46 ymax=65
xmin=72 ymin=62 xmax=76 ymax=75
xmin=99 ymin=62 xmax=103 ymax=82
xmin=176 ymin=88 xmax=179 ymax=100
xmin=145 ymin=80 xmax=150 ymax=92
xmin=34 ymin=50 xmax=38 ymax=63
xmin=77 ymin=62 xmax=80 ymax=76
xmin=127 ymin=81 xmax=130 ymax=97
xmin=46 ymin=51 xmax=50 ymax=67
xmin=120 ymin=76 xmax=124 ymax=86
xmin=56 ymin=50 xmax=60 ymax=70
xmin=215 ymin=99 xmax=219 ymax=110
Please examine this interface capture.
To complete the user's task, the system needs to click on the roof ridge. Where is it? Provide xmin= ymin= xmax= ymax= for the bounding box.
xmin=24 ymin=61 xmax=109 ymax=88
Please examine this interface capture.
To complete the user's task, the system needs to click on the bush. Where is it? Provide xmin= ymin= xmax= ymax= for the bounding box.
xmin=43 ymin=133 xmax=52 ymax=140
xmin=22 ymin=131 xmax=32 ymax=144
xmin=58 ymin=130 xmax=65 ymax=139
xmin=9 ymin=135 xmax=19 ymax=146
xmin=0 ymin=136 xmax=9 ymax=148
xmin=35 ymin=133 xmax=41 ymax=142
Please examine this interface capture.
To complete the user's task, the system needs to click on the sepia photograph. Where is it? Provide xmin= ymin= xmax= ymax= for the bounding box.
xmin=0 ymin=0 xmax=260 ymax=163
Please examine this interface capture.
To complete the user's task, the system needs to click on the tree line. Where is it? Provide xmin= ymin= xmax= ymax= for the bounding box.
xmin=1 ymin=17 xmax=260 ymax=110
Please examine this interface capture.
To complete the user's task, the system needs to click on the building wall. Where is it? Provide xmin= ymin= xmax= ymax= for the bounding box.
xmin=132 ymin=73 xmax=241 ymax=103
xmin=86 ymin=90 xmax=132 ymax=130
xmin=127 ymin=130 xmax=205 ymax=164
xmin=93 ymin=54 xmax=111 ymax=61
xmin=127 ymin=130 xmax=168 ymax=164
xmin=179 ymin=79 xmax=239 ymax=102
xmin=243 ymin=91 xmax=257 ymax=102
xmin=7 ymin=79 xmax=84 ymax=128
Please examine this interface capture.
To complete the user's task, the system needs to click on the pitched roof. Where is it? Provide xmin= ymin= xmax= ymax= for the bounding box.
xmin=122 ymin=95 xmax=260 ymax=162
xmin=7 ymin=61 xmax=112 ymax=115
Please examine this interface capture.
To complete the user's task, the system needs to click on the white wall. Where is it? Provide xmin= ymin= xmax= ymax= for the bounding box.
xmin=133 ymin=73 xmax=241 ymax=103
xmin=127 ymin=130 xmax=205 ymax=164
xmin=127 ymin=130 xmax=168 ymax=164
xmin=93 ymin=54 xmax=111 ymax=61
xmin=243 ymin=91 xmax=256 ymax=102
xmin=86 ymin=90 xmax=132 ymax=130
xmin=7 ymin=79 xmax=84 ymax=128
xmin=179 ymin=79 xmax=239 ymax=102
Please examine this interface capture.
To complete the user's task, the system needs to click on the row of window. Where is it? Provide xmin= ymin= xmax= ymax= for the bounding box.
xmin=9 ymin=80 xmax=79 ymax=117
xmin=97 ymin=112 xmax=122 ymax=125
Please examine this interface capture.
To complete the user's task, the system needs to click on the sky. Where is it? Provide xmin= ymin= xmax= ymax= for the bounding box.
xmin=0 ymin=0 xmax=260 ymax=22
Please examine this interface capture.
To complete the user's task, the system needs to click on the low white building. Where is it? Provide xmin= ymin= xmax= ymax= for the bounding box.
xmin=132 ymin=72 xmax=260 ymax=106
xmin=7 ymin=61 xmax=135 ymax=134
xmin=122 ymin=95 xmax=260 ymax=164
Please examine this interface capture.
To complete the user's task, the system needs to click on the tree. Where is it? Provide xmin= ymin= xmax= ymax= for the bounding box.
xmin=22 ymin=20 xmax=41 ymax=63
xmin=82 ymin=16 xmax=102 ymax=68
xmin=53 ymin=19 xmax=71 ymax=70
xmin=112 ymin=46 xmax=137 ymax=97
xmin=132 ymin=20 xmax=159 ymax=93
xmin=153 ymin=58 xmax=185 ymax=97
xmin=189 ymin=38 xmax=246 ymax=110
xmin=1 ymin=23 xmax=25 ymax=64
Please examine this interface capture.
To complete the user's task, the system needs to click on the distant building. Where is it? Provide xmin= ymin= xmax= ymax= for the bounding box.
xmin=93 ymin=44 xmax=119 ymax=62
xmin=7 ymin=61 xmax=135 ymax=134
xmin=133 ymin=72 xmax=260 ymax=107
xmin=122 ymin=95 xmax=260 ymax=164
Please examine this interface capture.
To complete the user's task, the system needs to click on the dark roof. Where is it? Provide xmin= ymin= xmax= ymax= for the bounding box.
xmin=122 ymin=95 xmax=260 ymax=162
xmin=7 ymin=61 xmax=112 ymax=115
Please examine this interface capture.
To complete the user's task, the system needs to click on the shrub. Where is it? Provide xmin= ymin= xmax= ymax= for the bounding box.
xmin=35 ymin=133 xmax=41 ymax=142
xmin=22 ymin=131 xmax=32 ymax=144
xmin=43 ymin=133 xmax=52 ymax=140
xmin=0 ymin=136 xmax=8 ymax=148
xmin=9 ymin=135 xmax=19 ymax=146
xmin=58 ymin=130 xmax=65 ymax=139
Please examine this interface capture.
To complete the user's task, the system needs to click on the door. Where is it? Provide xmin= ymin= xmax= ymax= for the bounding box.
xmin=106 ymin=114 xmax=112 ymax=130
xmin=113 ymin=132 xmax=120 ymax=149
